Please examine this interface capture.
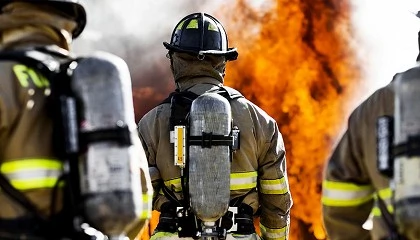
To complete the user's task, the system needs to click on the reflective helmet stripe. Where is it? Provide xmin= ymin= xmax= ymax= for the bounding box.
xmin=186 ymin=19 xmax=198 ymax=29
xmin=322 ymin=180 xmax=374 ymax=207
xmin=1 ymin=159 xmax=63 ymax=190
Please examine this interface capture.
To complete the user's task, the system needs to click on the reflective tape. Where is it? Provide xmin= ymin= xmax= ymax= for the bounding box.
xmin=140 ymin=193 xmax=153 ymax=220
xmin=322 ymin=181 xmax=374 ymax=207
xmin=260 ymin=177 xmax=288 ymax=194
xmin=164 ymin=178 xmax=182 ymax=192
xmin=163 ymin=172 xmax=258 ymax=192
xmin=1 ymin=159 xmax=63 ymax=190
xmin=260 ymin=224 xmax=287 ymax=240
xmin=230 ymin=171 xmax=257 ymax=190
xmin=186 ymin=19 xmax=198 ymax=29
xmin=372 ymin=188 xmax=394 ymax=216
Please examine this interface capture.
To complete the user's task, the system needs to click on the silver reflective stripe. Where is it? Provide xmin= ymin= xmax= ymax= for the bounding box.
xmin=141 ymin=193 xmax=152 ymax=219
xmin=260 ymin=177 xmax=288 ymax=194
xmin=1 ymin=159 xmax=63 ymax=190
xmin=5 ymin=169 xmax=62 ymax=181
xmin=230 ymin=172 xmax=257 ymax=190
xmin=322 ymin=181 xmax=374 ymax=207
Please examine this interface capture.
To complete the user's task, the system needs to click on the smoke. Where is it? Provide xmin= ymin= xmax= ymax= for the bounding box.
xmin=351 ymin=0 xmax=419 ymax=104
xmin=72 ymin=0 xmax=231 ymax=118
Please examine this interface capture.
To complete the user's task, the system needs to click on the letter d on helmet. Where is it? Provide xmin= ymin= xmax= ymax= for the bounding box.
xmin=0 ymin=0 xmax=86 ymax=38
xmin=163 ymin=12 xmax=238 ymax=61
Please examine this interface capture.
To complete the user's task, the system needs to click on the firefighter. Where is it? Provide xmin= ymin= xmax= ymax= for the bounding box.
xmin=0 ymin=1 xmax=151 ymax=239
xmin=321 ymin=14 xmax=420 ymax=240
xmin=138 ymin=12 xmax=292 ymax=240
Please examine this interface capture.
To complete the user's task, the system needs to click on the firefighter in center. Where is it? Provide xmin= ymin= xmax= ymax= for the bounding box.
xmin=138 ymin=12 xmax=292 ymax=240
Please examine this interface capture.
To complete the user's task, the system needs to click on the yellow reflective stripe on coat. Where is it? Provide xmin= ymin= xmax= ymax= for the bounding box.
xmin=260 ymin=224 xmax=287 ymax=240
xmin=260 ymin=177 xmax=288 ymax=194
xmin=322 ymin=181 xmax=374 ymax=207
xmin=372 ymin=188 xmax=394 ymax=217
xmin=164 ymin=178 xmax=182 ymax=192
xmin=1 ymin=159 xmax=63 ymax=190
xmin=163 ymin=172 xmax=258 ymax=192
xmin=140 ymin=193 xmax=153 ymax=219
xmin=230 ymin=171 xmax=257 ymax=190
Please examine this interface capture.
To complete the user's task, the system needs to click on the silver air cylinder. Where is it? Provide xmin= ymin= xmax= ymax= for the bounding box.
xmin=189 ymin=92 xmax=231 ymax=222
xmin=71 ymin=52 xmax=148 ymax=237
xmin=393 ymin=66 xmax=420 ymax=237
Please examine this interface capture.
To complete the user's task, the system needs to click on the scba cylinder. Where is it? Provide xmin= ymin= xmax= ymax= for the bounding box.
xmin=71 ymin=52 xmax=150 ymax=237
xmin=189 ymin=92 xmax=232 ymax=222
xmin=393 ymin=66 xmax=420 ymax=237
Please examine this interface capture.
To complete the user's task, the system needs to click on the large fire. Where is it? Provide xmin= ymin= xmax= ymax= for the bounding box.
xmin=134 ymin=0 xmax=361 ymax=239
xmin=220 ymin=0 xmax=361 ymax=239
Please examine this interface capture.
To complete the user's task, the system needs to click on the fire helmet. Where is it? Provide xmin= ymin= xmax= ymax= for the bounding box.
xmin=163 ymin=12 xmax=238 ymax=61
xmin=0 ymin=0 xmax=86 ymax=38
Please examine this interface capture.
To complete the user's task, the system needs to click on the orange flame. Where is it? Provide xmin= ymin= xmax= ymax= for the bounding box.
xmin=220 ymin=0 xmax=361 ymax=239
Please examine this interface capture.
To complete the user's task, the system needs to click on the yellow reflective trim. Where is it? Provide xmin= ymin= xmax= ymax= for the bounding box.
xmin=1 ymin=159 xmax=63 ymax=173
xmin=163 ymin=178 xmax=182 ymax=192
xmin=176 ymin=20 xmax=186 ymax=30
xmin=186 ymin=19 xmax=198 ymax=29
xmin=371 ymin=204 xmax=394 ymax=217
xmin=12 ymin=64 xmax=49 ymax=88
xmin=322 ymin=194 xmax=374 ymax=207
xmin=150 ymin=231 xmax=177 ymax=240
xmin=372 ymin=206 xmax=382 ymax=217
xmin=208 ymin=22 xmax=219 ymax=32
xmin=260 ymin=224 xmax=287 ymax=240
xmin=378 ymin=187 xmax=392 ymax=199
xmin=323 ymin=181 xmax=372 ymax=191
xmin=230 ymin=182 xmax=257 ymax=191
xmin=9 ymin=177 xmax=63 ymax=190
xmin=260 ymin=177 xmax=288 ymax=194
xmin=231 ymin=171 xmax=258 ymax=179
xmin=230 ymin=171 xmax=258 ymax=190
xmin=140 ymin=192 xmax=152 ymax=219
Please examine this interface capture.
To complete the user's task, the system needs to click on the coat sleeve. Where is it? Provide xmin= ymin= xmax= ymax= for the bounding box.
xmin=138 ymin=112 xmax=162 ymax=207
xmin=257 ymin=119 xmax=293 ymax=240
xmin=0 ymin=64 xmax=19 ymax=157
xmin=322 ymin=107 xmax=375 ymax=240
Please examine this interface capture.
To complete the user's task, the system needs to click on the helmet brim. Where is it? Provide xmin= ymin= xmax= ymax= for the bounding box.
xmin=163 ymin=42 xmax=238 ymax=61
xmin=0 ymin=0 xmax=86 ymax=38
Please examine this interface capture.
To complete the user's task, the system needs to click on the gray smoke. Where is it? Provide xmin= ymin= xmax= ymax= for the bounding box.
xmin=72 ymin=0 xmax=229 ymax=118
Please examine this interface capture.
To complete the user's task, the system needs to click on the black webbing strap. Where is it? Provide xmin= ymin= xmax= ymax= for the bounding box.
xmin=377 ymin=196 xmax=406 ymax=240
xmin=393 ymin=135 xmax=420 ymax=158
xmin=189 ymin=132 xmax=234 ymax=148
xmin=0 ymin=173 xmax=45 ymax=222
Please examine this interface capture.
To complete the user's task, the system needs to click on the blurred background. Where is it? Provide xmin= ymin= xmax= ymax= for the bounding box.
xmin=73 ymin=0 xmax=420 ymax=239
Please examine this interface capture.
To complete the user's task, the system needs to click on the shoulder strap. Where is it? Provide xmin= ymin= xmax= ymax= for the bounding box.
xmin=0 ymin=47 xmax=68 ymax=77
xmin=212 ymin=86 xmax=244 ymax=101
